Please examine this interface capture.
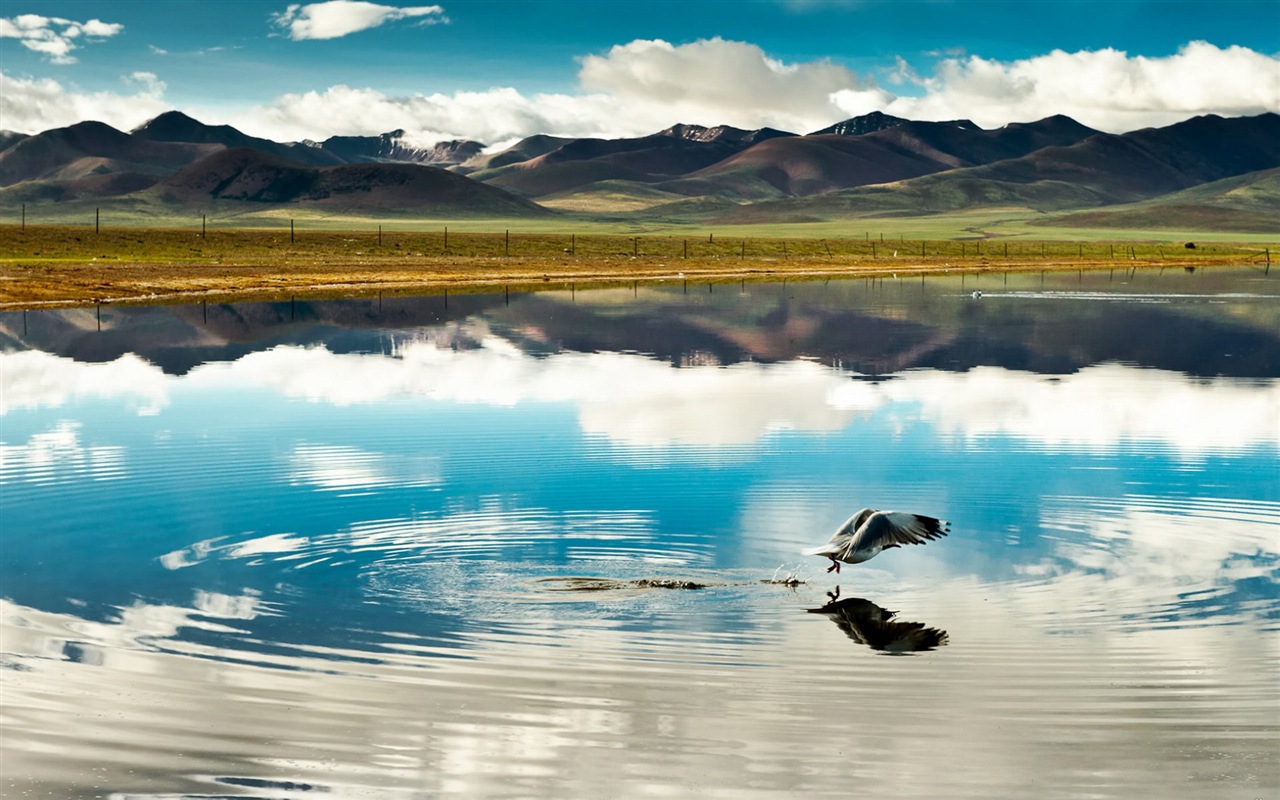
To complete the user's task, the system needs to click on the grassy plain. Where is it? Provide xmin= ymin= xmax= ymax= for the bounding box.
xmin=1 ymin=222 xmax=1273 ymax=309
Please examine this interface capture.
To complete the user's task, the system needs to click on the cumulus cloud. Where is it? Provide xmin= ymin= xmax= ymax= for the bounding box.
xmin=844 ymin=40 xmax=1280 ymax=132
xmin=231 ymin=38 xmax=1279 ymax=145
xmin=2 ymin=35 xmax=1277 ymax=146
xmin=0 ymin=13 xmax=122 ymax=64
xmin=272 ymin=1 xmax=446 ymax=40
xmin=0 ymin=71 xmax=169 ymax=134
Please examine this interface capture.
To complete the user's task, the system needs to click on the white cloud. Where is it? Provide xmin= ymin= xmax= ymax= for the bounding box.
xmin=272 ymin=1 xmax=446 ymax=41
xmin=0 ymin=71 xmax=169 ymax=133
xmin=229 ymin=38 xmax=883 ymax=143
xmin=230 ymin=38 xmax=1280 ymax=145
xmin=844 ymin=41 xmax=1280 ymax=132
xmin=3 ymin=37 xmax=1277 ymax=141
xmin=0 ymin=13 xmax=122 ymax=64
xmin=578 ymin=37 xmax=880 ymax=133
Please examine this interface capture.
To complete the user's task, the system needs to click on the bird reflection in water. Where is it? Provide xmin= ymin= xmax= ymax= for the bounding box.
xmin=808 ymin=588 xmax=948 ymax=653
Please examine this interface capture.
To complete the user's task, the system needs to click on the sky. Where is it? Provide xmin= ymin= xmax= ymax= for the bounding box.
xmin=1 ymin=0 xmax=1278 ymax=147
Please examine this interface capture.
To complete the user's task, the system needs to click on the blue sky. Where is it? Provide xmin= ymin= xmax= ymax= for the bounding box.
xmin=2 ymin=1 xmax=1278 ymax=143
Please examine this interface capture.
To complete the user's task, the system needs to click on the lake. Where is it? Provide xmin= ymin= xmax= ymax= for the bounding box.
xmin=2 ymin=267 xmax=1278 ymax=799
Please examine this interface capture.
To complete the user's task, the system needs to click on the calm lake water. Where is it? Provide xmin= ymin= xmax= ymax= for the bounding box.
xmin=2 ymin=267 xmax=1278 ymax=799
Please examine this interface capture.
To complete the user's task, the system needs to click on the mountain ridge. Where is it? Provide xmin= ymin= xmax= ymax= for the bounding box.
xmin=1 ymin=110 xmax=1276 ymax=228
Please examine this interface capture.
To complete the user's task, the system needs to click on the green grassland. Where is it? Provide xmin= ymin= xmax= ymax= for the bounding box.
xmin=8 ymin=199 xmax=1280 ymax=247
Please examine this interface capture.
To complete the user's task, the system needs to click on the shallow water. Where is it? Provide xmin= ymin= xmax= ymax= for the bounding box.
xmin=2 ymin=267 xmax=1278 ymax=798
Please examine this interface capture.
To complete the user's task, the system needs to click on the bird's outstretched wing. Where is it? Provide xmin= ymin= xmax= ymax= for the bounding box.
xmin=801 ymin=508 xmax=877 ymax=556
xmin=848 ymin=511 xmax=949 ymax=552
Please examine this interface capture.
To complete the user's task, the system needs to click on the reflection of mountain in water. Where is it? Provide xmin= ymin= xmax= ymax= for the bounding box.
xmin=0 ymin=294 xmax=506 ymax=375
xmin=2 ymin=270 xmax=1277 ymax=378
xmin=808 ymin=595 xmax=949 ymax=653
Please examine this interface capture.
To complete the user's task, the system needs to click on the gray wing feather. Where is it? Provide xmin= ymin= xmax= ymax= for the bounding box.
xmin=801 ymin=508 xmax=877 ymax=556
xmin=849 ymin=511 xmax=949 ymax=551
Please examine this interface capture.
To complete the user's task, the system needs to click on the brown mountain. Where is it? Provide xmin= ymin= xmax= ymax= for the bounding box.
xmin=0 ymin=131 xmax=29 ymax=153
xmin=477 ymin=125 xmax=796 ymax=198
xmin=132 ymin=110 xmax=342 ymax=166
xmin=808 ymin=111 xmax=912 ymax=136
xmin=666 ymin=115 xmax=1100 ymax=201
xmin=152 ymin=147 xmax=550 ymax=216
xmin=721 ymin=112 xmax=1280 ymax=220
xmin=319 ymin=130 xmax=484 ymax=166
xmin=0 ymin=120 xmax=219 ymax=188
xmin=456 ymin=134 xmax=574 ymax=174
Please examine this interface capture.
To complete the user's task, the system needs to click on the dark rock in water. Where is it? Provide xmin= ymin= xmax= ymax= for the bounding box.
xmin=633 ymin=579 xmax=707 ymax=590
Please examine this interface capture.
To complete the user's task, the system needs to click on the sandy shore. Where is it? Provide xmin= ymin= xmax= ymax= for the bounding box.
xmin=3 ymin=254 xmax=1261 ymax=310
xmin=2 ymin=225 xmax=1270 ymax=309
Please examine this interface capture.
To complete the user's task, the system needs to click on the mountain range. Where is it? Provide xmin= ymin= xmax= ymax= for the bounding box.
xmin=0 ymin=109 xmax=1277 ymax=229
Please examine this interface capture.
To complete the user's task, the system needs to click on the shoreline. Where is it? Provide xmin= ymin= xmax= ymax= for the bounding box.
xmin=1 ymin=224 xmax=1272 ymax=309
xmin=0 ymin=255 xmax=1267 ymax=310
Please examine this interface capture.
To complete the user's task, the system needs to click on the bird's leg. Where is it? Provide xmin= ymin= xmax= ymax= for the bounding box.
xmin=827 ymin=586 xmax=841 ymax=602
xmin=826 ymin=557 xmax=840 ymax=574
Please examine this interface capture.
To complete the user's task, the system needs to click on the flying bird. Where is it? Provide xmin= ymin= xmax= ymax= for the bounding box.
xmin=802 ymin=508 xmax=949 ymax=573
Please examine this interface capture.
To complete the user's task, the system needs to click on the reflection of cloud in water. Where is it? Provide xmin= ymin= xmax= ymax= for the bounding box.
xmin=287 ymin=443 xmax=442 ymax=494
xmin=159 ymin=502 xmax=699 ymax=570
xmin=832 ymin=365 xmax=1280 ymax=454
xmin=2 ymin=590 xmax=266 ymax=665
xmin=5 ymin=341 xmax=1278 ymax=452
xmin=0 ymin=421 xmax=126 ymax=485
xmin=0 ymin=351 xmax=167 ymax=415
xmin=1027 ymin=495 xmax=1280 ymax=620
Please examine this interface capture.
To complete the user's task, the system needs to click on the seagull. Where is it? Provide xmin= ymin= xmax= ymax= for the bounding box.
xmin=802 ymin=508 xmax=949 ymax=573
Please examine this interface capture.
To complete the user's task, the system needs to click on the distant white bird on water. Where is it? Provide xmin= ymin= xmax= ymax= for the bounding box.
xmin=803 ymin=508 xmax=949 ymax=573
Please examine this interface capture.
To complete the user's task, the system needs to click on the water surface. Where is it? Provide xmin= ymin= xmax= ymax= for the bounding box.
xmin=3 ymin=267 xmax=1278 ymax=798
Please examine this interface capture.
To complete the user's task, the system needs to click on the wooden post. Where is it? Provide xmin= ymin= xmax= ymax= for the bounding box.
xmin=505 ymin=229 xmax=509 ymax=258
xmin=378 ymin=224 xmax=382 ymax=246
xmin=202 ymin=214 xmax=206 ymax=238
xmin=783 ymin=241 xmax=788 ymax=260
xmin=21 ymin=203 xmax=24 ymax=232
xmin=1004 ymin=242 xmax=1008 ymax=257
xmin=962 ymin=242 xmax=966 ymax=257
xmin=921 ymin=241 xmax=925 ymax=257
xmin=633 ymin=237 xmax=637 ymax=257
xmin=95 ymin=207 xmax=100 ymax=234
xmin=1110 ymin=244 xmax=1115 ymax=258
xmin=741 ymin=240 xmax=745 ymax=259
xmin=444 ymin=225 xmax=448 ymax=253
xmin=871 ymin=241 xmax=876 ymax=258
xmin=290 ymin=219 xmax=294 ymax=244
xmin=684 ymin=239 xmax=688 ymax=258
xmin=709 ymin=232 xmax=713 ymax=244
xmin=571 ymin=233 xmax=575 ymax=255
